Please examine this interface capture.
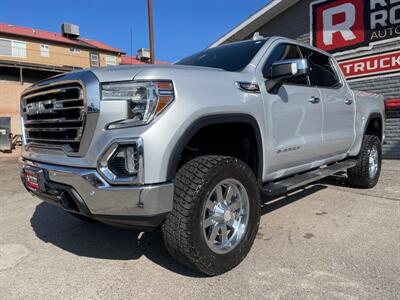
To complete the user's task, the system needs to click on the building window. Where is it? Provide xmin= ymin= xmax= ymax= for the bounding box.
xmin=0 ymin=39 xmax=12 ymax=56
xmin=105 ymin=55 xmax=117 ymax=66
xmin=12 ymin=40 xmax=26 ymax=58
xmin=40 ymin=44 xmax=49 ymax=57
xmin=0 ymin=38 xmax=27 ymax=58
xmin=90 ymin=53 xmax=99 ymax=67
xmin=69 ymin=48 xmax=81 ymax=54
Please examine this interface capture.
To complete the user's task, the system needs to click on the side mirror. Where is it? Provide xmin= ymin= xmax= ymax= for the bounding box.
xmin=265 ymin=58 xmax=310 ymax=94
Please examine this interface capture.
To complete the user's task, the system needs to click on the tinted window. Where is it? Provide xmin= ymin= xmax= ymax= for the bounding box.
xmin=300 ymin=47 xmax=341 ymax=88
xmin=263 ymin=44 xmax=308 ymax=85
xmin=175 ymin=40 xmax=267 ymax=72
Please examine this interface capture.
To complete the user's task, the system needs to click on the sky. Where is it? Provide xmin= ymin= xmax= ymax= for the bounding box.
xmin=0 ymin=0 xmax=270 ymax=62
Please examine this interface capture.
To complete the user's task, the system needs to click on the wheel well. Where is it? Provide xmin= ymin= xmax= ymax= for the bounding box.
xmin=168 ymin=118 xmax=262 ymax=181
xmin=365 ymin=116 xmax=383 ymax=141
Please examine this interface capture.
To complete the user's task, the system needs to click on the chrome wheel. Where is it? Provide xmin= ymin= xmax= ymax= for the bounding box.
xmin=202 ymin=178 xmax=250 ymax=254
xmin=369 ymin=145 xmax=379 ymax=178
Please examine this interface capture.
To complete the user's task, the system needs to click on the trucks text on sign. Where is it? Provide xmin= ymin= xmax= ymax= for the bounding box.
xmin=339 ymin=50 xmax=400 ymax=79
xmin=311 ymin=0 xmax=400 ymax=54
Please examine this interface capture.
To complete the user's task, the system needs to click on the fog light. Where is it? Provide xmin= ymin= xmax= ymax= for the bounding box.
xmin=108 ymin=144 xmax=138 ymax=177
xmin=98 ymin=139 xmax=143 ymax=185
xmin=125 ymin=146 xmax=137 ymax=174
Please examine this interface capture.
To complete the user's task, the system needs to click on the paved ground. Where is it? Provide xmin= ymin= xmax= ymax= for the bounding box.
xmin=0 ymin=157 xmax=399 ymax=299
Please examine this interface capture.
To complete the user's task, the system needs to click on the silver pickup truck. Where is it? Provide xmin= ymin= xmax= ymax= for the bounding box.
xmin=19 ymin=36 xmax=385 ymax=275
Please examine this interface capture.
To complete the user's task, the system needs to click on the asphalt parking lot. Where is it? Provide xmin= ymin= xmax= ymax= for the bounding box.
xmin=0 ymin=157 xmax=399 ymax=299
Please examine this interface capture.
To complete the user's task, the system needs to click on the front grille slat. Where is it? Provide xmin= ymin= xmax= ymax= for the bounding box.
xmin=53 ymin=106 xmax=84 ymax=111
xmin=25 ymin=127 xmax=82 ymax=132
xmin=21 ymin=83 xmax=86 ymax=153
xmin=21 ymin=107 xmax=84 ymax=115
xmin=24 ymin=87 xmax=82 ymax=101
xmin=24 ymin=117 xmax=84 ymax=125
xmin=21 ymin=104 xmax=84 ymax=113
xmin=26 ymin=138 xmax=81 ymax=143
xmin=55 ymin=98 xmax=83 ymax=104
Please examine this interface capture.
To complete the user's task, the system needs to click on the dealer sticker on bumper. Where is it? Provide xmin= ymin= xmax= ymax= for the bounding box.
xmin=25 ymin=170 xmax=41 ymax=192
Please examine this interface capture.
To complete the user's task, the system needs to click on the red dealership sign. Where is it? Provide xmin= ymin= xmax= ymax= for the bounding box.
xmin=311 ymin=0 xmax=400 ymax=54
xmin=339 ymin=50 xmax=400 ymax=79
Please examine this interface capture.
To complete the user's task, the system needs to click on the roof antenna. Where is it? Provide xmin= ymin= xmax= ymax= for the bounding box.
xmin=252 ymin=32 xmax=263 ymax=40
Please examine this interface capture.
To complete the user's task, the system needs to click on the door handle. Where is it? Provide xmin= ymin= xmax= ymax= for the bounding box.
xmin=345 ymin=99 xmax=353 ymax=105
xmin=308 ymin=96 xmax=320 ymax=104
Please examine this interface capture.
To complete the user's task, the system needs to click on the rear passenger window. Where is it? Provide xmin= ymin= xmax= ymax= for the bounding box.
xmin=300 ymin=47 xmax=341 ymax=88
xmin=263 ymin=44 xmax=308 ymax=86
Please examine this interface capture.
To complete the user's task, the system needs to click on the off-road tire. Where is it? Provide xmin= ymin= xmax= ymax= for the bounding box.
xmin=162 ymin=155 xmax=260 ymax=276
xmin=347 ymin=135 xmax=382 ymax=188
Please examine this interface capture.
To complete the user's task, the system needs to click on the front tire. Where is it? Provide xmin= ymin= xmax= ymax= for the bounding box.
xmin=162 ymin=156 xmax=260 ymax=276
xmin=347 ymin=135 xmax=382 ymax=188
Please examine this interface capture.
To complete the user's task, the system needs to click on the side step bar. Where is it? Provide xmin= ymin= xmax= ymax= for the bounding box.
xmin=262 ymin=159 xmax=357 ymax=197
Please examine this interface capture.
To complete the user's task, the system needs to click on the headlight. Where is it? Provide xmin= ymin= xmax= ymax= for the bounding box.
xmin=101 ymin=81 xmax=174 ymax=129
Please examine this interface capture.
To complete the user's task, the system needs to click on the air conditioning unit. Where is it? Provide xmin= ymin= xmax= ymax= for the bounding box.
xmin=61 ymin=23 xmax=80 ymax=39
xmin=137 ymin=48 xmax=151 ymax=62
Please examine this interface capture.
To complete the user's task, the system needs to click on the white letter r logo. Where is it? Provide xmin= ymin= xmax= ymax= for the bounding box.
xmin=323 ymin=3 xmax=357 ymax=45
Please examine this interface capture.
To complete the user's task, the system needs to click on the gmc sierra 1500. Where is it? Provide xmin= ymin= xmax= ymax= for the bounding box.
xmin=19 ymin=35 xmax=385 ymax=275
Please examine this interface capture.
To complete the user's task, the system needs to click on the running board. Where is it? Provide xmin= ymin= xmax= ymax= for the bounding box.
xmin=262 ymin=160 xmax=357 ymax=197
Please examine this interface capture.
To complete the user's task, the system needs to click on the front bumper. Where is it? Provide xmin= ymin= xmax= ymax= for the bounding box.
xmin=19 ymin=158 xmax=174 ymax=230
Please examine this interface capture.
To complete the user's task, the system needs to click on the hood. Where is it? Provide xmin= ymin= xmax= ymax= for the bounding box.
xmin=27 ymin=64 xmax=232 ymax=91
xmin=89 ymin=64 xmax=225 ymax=82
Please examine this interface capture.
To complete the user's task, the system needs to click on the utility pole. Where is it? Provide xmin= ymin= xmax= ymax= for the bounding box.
xmin=130 ymin=27 xmax=133 ymax=64
xmin=147 ymin=0 xmax=155 ymax=64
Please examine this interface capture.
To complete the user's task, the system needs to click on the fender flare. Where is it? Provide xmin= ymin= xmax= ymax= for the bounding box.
xmin=166 ymin=113 xmax=264 ymax=181
xmin=364 ymin=112 xmax=384 ymax=140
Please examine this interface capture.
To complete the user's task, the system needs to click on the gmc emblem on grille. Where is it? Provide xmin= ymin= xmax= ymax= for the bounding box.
xmin=25 ymin=100 xmax=54 ymax=116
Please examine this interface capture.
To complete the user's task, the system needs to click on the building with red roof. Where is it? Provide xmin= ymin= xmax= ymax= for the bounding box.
xmin=0 ymin=22 xmax=125 ymax=71
xmin=0 ymin=23 xmax=123 ymax=53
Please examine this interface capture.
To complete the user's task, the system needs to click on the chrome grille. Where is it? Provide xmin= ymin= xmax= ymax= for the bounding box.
xmin=21 ymin=82 xmax=86 ymax=153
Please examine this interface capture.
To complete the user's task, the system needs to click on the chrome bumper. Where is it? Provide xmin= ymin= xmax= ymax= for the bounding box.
xmin=19 ymin=158 xmax=174 ymax=229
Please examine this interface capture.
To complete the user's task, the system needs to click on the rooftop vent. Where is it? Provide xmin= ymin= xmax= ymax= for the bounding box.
xmin=137 ymin=48 xmax=150 ymax=62
xmin=61 ymin=23 xmax=80 ymax=39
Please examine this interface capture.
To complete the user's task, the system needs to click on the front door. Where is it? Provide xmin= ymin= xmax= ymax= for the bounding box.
xmin=263 ymin=85 xmax=323 ymax=174
xmin=260 ymin=43 xmax=323 ymax=175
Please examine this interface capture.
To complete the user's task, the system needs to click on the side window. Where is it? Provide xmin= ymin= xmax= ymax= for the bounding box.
xmin=263 ymin=43 xmax=308 ymax=85
xmin=300 ymin=47 xmax=341 ymax=88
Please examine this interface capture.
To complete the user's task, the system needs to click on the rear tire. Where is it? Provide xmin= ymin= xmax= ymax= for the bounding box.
xmin=162 ymin=155 xmax=260 ymax=276
xmin=347 ymin=135 xmax=382 ymax=188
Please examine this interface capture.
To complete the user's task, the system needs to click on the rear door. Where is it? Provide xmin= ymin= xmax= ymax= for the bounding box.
xmin=300 ymin=47 xmax=356 ymax=158
xmin=260 ymin=43 xmax=324 ymax=174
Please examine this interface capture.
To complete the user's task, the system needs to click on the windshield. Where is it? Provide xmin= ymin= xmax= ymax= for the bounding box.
xmin=175 ymin=39 xmax=267 ymax=72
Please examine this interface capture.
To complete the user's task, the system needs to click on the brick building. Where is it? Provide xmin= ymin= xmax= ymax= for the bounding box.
xmin=0 ymin=23 xmax=125 ymax=135
xmin=211 ymin=0 xmax=400 ymax=159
